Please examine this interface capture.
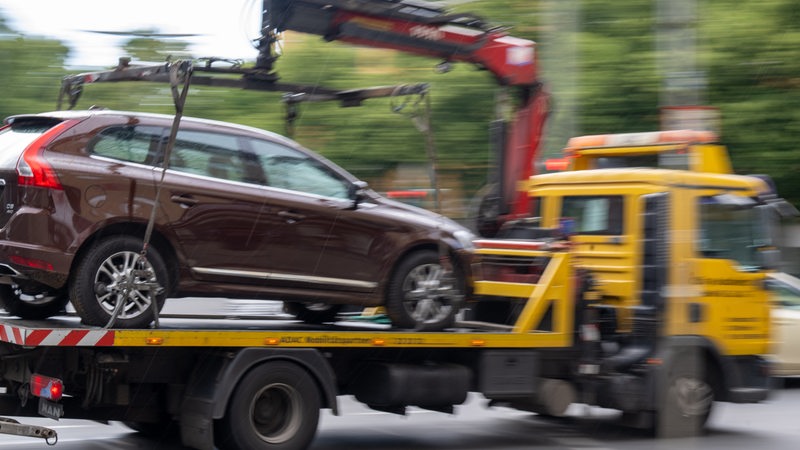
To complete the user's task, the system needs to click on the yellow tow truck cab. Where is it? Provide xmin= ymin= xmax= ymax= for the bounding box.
xmin=530 ymin=168 xmax=773 ymax=357
xmin=474 ymin=129 xmax=780 ymax=436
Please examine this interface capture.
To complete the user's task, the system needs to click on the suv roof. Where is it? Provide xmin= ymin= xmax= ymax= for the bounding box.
xmin=5 ymin=109 xmax=298 ymax=148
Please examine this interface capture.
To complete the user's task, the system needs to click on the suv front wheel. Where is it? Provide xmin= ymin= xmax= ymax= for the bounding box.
xmin=385 ymin=250 xmax=464 ymax=331
xmin=70 ymin=236 xmax=169 ymax=328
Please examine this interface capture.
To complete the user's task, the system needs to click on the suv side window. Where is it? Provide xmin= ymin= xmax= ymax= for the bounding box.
xmin=90 ymin=125 xmax=164 ymax=164
xmin=248 ymin=138 xmax=350 ymax=199
xmin=169 ymin=130 xmax=260 ymax=184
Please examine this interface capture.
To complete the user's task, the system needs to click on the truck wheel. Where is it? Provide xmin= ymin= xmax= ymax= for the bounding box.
xmin=70 ymin=236 xmax=168 ymax=328
xmin=284 ymin=302 xmax=343 ymax=324
xmin=385 ymin=250 xmax=463 ymax=331
xmin=658 ymin=351 xmax=713 ymax=437
xmin=0 ymin=282 xmax=69 ymax=320
xmin=219 ymin=361 xmax=320 ymax=450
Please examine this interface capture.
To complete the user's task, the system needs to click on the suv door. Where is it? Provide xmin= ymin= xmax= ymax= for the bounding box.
xmin=243 ymin=137 xmax=385 ymax=293
xmin=156 ymin=129 xmax=275 ymax=286
xmin=158 ymin=129 xmax=385 ymax=297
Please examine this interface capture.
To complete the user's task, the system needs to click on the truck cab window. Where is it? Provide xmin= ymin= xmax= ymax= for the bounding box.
xmin=697 ymin=195 xmax=767 ymax=269
xmin=561 ymin=196 xmax=623 ymax=235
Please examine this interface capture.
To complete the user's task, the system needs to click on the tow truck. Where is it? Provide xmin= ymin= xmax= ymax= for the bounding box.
xmin=0 ymin=1 xmax=785 ymax=449
xmin=0 ymin=129 xmax=782 ymax=448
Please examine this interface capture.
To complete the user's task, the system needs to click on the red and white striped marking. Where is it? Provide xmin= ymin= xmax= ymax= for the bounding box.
xmin=0 ymin=325 xmax=114 ymax=347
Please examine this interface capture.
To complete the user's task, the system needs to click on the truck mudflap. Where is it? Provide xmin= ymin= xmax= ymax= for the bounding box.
xmin=719 ymin=355 xmax=771 ymax=403
xmin=0 ymin=417 xmax=57 ymax=445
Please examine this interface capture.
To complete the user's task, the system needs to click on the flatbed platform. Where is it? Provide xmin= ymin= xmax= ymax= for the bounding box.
xmin=0 ymin=312 xmax=569 ymax=350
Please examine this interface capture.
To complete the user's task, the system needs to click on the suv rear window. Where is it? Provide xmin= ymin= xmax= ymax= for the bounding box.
xmin=90 ymin=125 xmax=165 ymax=165
xmin=0 ymin=121 xmax=60 ymax=168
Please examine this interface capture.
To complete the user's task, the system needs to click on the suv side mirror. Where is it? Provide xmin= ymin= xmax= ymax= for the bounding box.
xmin=348 ymin=181 xmax=368 ymax=210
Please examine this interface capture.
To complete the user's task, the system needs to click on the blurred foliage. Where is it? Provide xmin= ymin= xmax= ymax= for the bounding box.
xmin=121 ymin=31 xmax=192 ymax=62
xmin=0 ymin=0 xmax=798 ymax=211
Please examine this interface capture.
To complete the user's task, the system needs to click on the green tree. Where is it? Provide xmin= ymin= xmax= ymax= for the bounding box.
xmin=121 ymin=30 xmax=192 ymax=62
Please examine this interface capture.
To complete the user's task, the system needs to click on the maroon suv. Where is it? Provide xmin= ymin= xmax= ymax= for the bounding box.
xmin=0 ymin=110 xmax=474 ymax=329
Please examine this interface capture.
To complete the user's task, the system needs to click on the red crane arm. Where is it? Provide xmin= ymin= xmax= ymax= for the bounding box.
xmin=265 ymin=0 xmax=548 ymax=235
xmin=267 ymin=0 xmax=538 ymax=86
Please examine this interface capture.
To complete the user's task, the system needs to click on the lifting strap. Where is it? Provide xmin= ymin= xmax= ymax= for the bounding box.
xmin=105 ymin=61 xmax=194 ymax=329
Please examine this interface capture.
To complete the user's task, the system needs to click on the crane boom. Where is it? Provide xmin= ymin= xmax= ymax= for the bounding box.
xmin=262 ymin=0 xmax=549 ymax=235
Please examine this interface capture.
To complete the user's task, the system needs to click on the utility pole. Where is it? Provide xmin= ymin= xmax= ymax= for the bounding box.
xmin=655 ymin=0 xmax=718 ymax=133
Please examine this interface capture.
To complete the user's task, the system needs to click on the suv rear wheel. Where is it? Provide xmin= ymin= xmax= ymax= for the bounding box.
xmin=70 ymin=236 xmax=169 ymax=328
xmin=284 ymin=302 xmax=343 ymax=324
xmin=0 ymin=282 xmax=69 ymax=320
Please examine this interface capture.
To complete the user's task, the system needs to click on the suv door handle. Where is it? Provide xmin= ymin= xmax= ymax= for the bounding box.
xmin=170 ymin=194 xmax=198 ymax=207
xmin=277 ymin=210 xmax=305 ymax=223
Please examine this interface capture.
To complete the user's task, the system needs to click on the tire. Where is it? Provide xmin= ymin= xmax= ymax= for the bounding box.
xmin=470 ymin=183 xmax=502 ymax=238
xmin=69 ymin=236 xmax=169 ymax=328
xmin=0 ymin=282 xmax=69 ymax=320
xmin=385 ymin=250 xmax=464 ymax=331
xmin=218 ymin=361 xmax=320 ymax=450
xmin=657 ymin=349 xmax=714 ymax=438
xmin=284 ymin=302 xmax=342 ymax=324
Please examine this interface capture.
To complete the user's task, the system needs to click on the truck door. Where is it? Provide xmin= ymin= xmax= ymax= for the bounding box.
xmin=680 ymin=194 xmax=771 ymax=355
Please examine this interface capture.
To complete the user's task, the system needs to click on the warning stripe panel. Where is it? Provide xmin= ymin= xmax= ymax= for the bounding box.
xmin=0 ymin=326 xmax=115 ymax=347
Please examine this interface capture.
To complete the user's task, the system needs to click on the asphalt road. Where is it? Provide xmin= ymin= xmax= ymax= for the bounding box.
xmin=0 ymin=381 xmax=798 ymax=450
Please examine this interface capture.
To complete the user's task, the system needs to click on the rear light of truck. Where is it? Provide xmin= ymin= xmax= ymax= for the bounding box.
xmin=30 ymin=374 xmax=63 ymax=401
xmin=16 ymin=119 xmax=79 ymax=190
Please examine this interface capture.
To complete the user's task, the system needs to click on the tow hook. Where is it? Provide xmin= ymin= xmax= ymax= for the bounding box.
xmin=0 ymin=417 xmax=57 ymax=445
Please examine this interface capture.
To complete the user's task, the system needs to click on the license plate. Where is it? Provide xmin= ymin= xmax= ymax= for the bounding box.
xmin=38 ymin=398 xmax=63 ymax=420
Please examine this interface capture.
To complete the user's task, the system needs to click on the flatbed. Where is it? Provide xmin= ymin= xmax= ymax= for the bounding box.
xmin=0 ymin=313 xmax=570 ymax=349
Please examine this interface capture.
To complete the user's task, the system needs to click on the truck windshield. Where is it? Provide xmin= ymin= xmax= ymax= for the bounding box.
xmin=698 ymin=196 xmax=768 ymax=269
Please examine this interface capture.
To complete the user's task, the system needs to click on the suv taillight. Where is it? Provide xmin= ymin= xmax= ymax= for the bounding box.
xmin=16 ymin=120 xmax=79 ymax=190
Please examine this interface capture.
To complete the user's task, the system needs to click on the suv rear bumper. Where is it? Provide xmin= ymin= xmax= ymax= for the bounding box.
xmin=0 ymin=241 xmax=73 ymax=289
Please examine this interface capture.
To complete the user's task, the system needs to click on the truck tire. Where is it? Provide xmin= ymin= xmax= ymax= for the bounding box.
xmin=385 ymin=250 xmax=463 ymax=331
xmin=0 ymin=283 xmax=68 ymax=320
xmin=284 ymin=302 xmax=343 ymax=324
xmin=70 ymin=236 xmax=168 ymax=329
xmin=658 ymin=350 xmax=713 ymax=438
xmin=218 ymin=361 xmax=320 ymax=450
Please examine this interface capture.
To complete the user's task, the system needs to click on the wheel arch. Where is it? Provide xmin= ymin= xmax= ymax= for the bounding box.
xmin=383 ymin=241 xmax=468 ymax=299
xmin=655 ymin=336 xmax=726 ymax=404
xmin=211 ymin=348 xmax=339 ymax=419
xmin=69 ymin=222 xmax=180 ymax=294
